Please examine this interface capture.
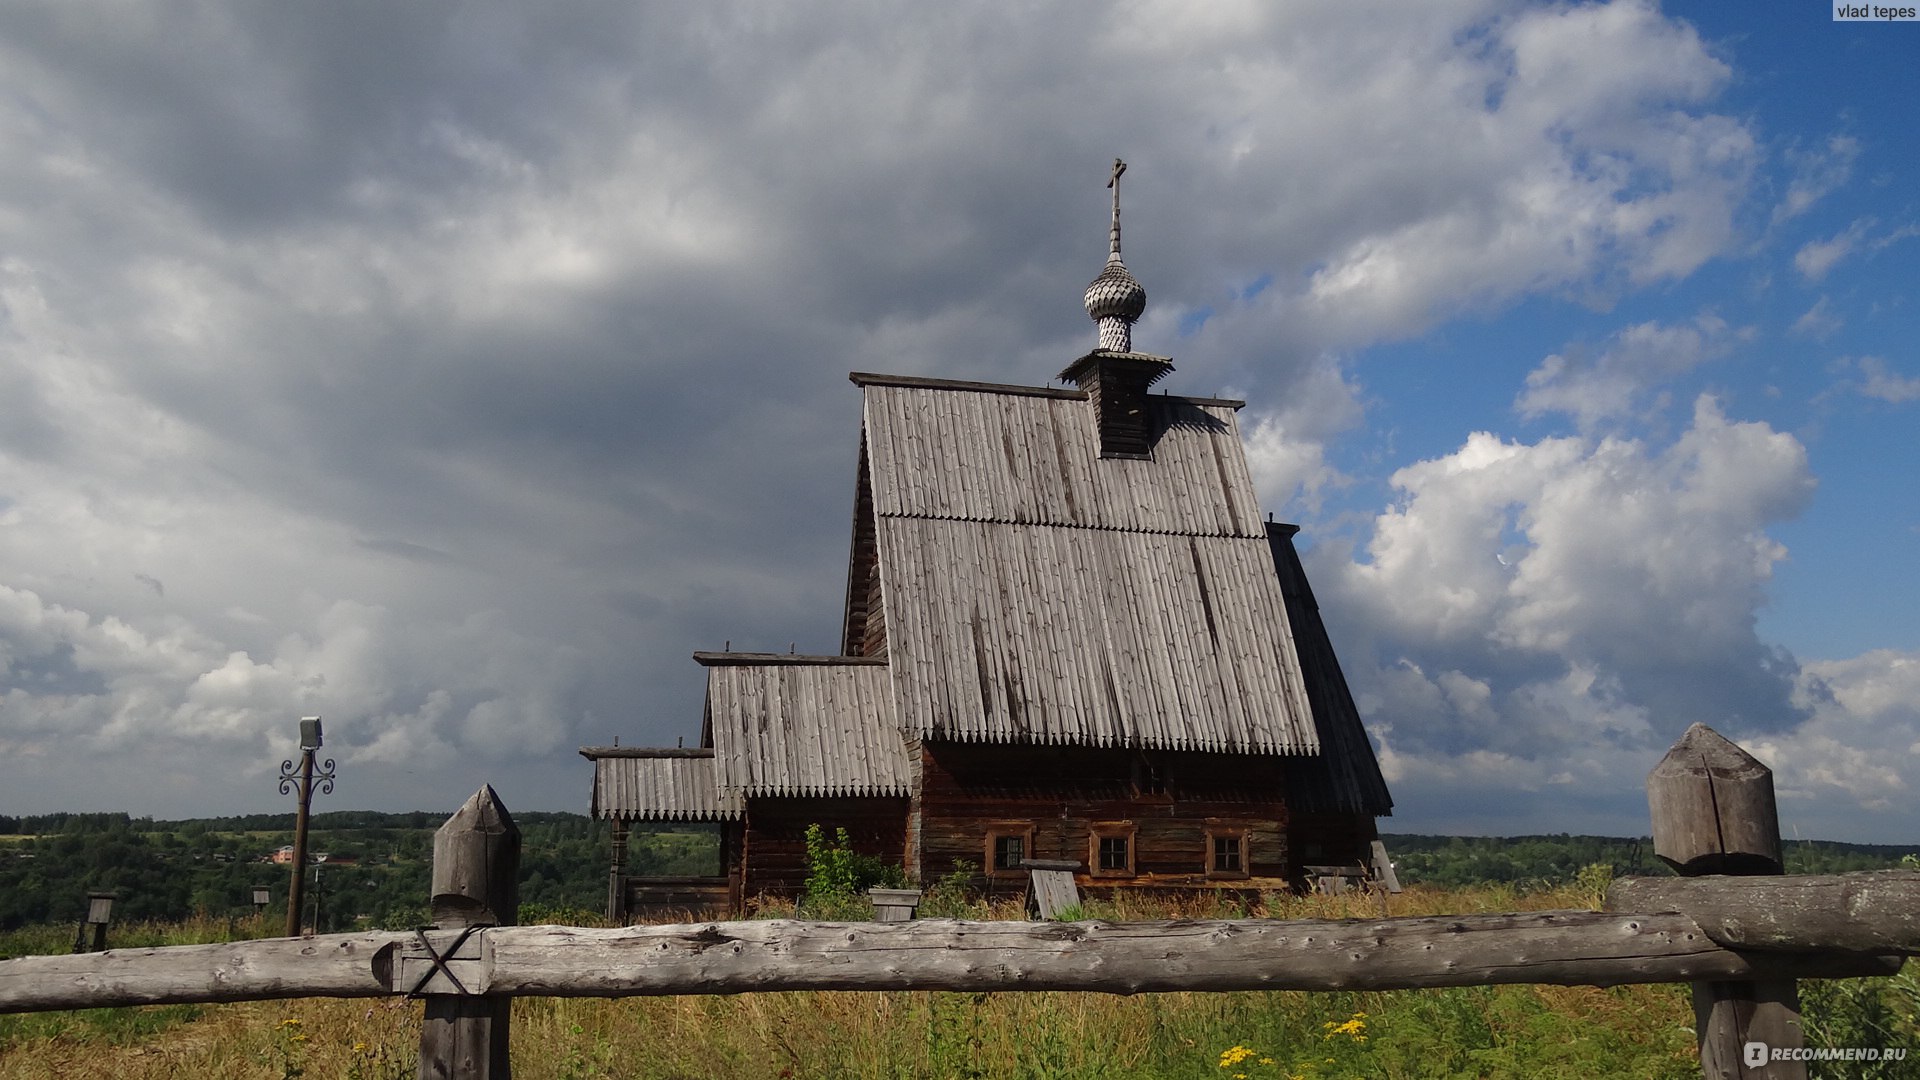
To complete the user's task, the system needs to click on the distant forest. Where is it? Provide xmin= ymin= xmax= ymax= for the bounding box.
xmin=1 ymin=812 xmax=1910 ymax=932
xmin=1378 ymin=832 xmax=1917 ymax=886
xmin=0 ymin=810 xmax=715 ymax=932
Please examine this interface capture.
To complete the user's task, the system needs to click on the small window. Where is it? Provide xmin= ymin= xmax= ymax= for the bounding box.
xmin=994 ymin=834 xmax=1026 ymax=871
xmin=984 ymin=823 xmax=1036 ymax=879
xmin=1206 ymin=823 xmax=1251 ymax=879
xmin=1088 ymin=822 xmax=1136 ymax=878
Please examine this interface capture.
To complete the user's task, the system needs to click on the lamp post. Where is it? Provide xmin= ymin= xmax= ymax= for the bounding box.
xmin=278 ymin=716 xmax=336 ymax=936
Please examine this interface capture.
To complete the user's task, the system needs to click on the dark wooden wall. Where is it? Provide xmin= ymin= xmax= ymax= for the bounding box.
xmin=1285 ymin=811 xmax=1380 ymax=877
xmin=912 ymin=742 xmax=1295 ymax=891
xmin=739 ymin=796 xmax=910 ymax=899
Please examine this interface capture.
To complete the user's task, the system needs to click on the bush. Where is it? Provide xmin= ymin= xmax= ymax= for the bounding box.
xmin=801 ymin=824 xmax=906 ymax=918
xmin=919 ymin=859 xmax=985 ymax=919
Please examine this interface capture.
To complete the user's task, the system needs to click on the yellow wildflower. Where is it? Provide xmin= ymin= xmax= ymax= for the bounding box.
xmin=1219 ymin=1045 xmax=1257 ymax=1068
xmin=1324 ymin=1014 xmax=1368 ymax=1040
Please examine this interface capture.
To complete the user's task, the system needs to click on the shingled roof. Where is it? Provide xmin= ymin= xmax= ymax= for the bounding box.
xmin=697 ymin=654 xmax=910 ymax=797
xmin=580 ymin=748 xmax=743 ymax=821
xmin=849 ymin=372 xmax=1320 ymax=756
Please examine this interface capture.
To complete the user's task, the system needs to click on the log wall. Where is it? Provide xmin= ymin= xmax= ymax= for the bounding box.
xmin=741 ymin=796 xmax=910 ymax=898
xmin=1285 ymin=812 xmax=1380 ymax=875
xmin=914 ymin=742 xmax=1294 ymax=891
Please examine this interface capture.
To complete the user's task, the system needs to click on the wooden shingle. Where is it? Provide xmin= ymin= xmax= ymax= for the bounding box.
xmin=699 ymin=657 xmax=911 ymax=797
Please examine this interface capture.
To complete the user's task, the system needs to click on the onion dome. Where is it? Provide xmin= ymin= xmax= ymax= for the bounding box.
xmin=1084 ymin=159 xmax=1145 ymax=352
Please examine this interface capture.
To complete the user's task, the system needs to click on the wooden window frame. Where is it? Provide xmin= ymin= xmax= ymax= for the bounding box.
xmin=1088 ymin=821 xmax=1136 ymax=879
xmin=1205 ymin=822 xmax=1251 ymax=880
xmin=984 ymin=822 xmax=1037 ymax=879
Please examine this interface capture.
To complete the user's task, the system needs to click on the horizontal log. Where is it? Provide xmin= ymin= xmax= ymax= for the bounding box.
xmin=2 ymin=912 xmax=1905 ymax=1013
xmin=0 ymin=933 xmax=400 ymax=1013
xmin=1606 ymin=870 xmax=1920 ymax=954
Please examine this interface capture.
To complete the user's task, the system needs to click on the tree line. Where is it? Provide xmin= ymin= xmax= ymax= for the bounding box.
xmin=0 ymin=811 xmax=716 ymax=932
xmin=1381 ymin=832 xmax=1917 ymax=887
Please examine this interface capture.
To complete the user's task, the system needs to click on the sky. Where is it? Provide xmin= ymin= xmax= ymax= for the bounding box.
xmin=1 ymin=1 xmax=1916 ymax=842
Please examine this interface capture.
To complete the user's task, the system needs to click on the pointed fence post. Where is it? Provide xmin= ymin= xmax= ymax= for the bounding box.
xmin=1648 ymin=724 xmax=1805 ymax=1080
xmin=418 ymin=786 xmax=519 ymax=1080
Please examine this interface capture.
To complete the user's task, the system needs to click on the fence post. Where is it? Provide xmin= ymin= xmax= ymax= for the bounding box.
xmin=1648 ymin=723 xmax=1804 ymax=1080
xmin=419 ymin=785 xmax=519 ymax=1080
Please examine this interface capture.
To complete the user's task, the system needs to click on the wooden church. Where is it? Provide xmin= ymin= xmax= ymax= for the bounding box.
xmin=583 ymin=163 xmax=1391 ymax=917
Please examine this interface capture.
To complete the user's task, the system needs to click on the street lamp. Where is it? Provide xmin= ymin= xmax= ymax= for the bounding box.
xmin=277 ymin=715 xmax=336 ymax=936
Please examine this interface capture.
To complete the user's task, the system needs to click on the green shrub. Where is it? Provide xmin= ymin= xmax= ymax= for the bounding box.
xmin=919 ymin=859 xmax=986 ymax=919
xmin=801 ymin=824 xmax=907 ymax=918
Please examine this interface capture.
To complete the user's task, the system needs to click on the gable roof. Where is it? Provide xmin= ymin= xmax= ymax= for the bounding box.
xmin=697 ymin=654 xmax=910 ymax=796
xmin=856 ymin=373 xmax=1319 ymax=755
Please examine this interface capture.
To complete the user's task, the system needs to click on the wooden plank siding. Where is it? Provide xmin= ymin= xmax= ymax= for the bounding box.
xmin=739 ymin=797 xmax=911 ymax=899
xmin=913 ymin=742 xmax=1291 ymax=892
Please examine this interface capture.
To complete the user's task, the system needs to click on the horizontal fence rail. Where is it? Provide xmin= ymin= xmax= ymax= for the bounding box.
xmin=2 ymin=884 xmax=1914 ymax=1014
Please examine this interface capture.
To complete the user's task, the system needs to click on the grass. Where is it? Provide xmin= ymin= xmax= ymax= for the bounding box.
xmin=0 ymin=883 xmax=1912 ymax=1079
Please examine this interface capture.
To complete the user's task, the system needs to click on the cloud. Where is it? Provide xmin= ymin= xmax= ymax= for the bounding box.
xmin=1747 ymin=650 xmax=1920 ymax=816
xmin=1789 ymin=296 xmax=1841 ymax=339
xmin=1794 ymin=219 xmax=1872 ymax=281
xmin=1238 ymin=358 xmax=1364 ymax=514
xmin=1294 ymin=0 xmax=1752 ymax=343
xmin=1515 ymin=314 xmax=1742 ymax=430
xmin=1315 ymin=395 xmax=1823 ymax=826
xmin=1852 ymin=357 xmax=1920 ymax=404
xmin=1772 ymin=134 xmax=1860 ymax=226
xmin=1790 ymin=217 xmax=1918 ymax=283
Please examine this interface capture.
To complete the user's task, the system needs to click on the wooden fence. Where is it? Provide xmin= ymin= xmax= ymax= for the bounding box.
xmin=1 ymin=724 xmax=1915 ymax=1080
